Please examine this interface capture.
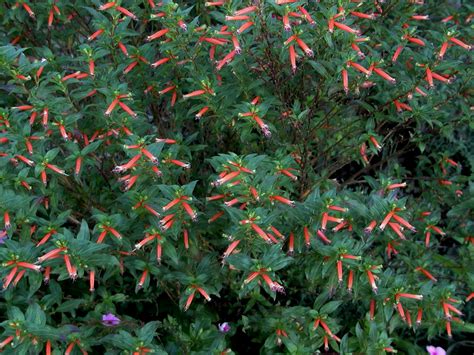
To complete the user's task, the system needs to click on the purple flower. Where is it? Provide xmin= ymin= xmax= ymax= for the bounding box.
xmin=102 ymin=313 xmax=120 ymax=326
xmin=218 ymin=322 xmax=230 ymax=333
xmin=426 ymin=345 xmax=446 ymax=355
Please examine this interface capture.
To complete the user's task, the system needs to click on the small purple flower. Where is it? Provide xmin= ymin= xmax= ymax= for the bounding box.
xmin=218 ymin=322 xmax=230 ymax=333
xmin=426 ymin=345 xmax=446 ymax=355
xmin=102 ymin=313 xmax=120 ymax=327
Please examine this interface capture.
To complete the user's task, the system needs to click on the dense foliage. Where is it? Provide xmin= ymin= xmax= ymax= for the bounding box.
xmin=0 ymin=0 xmax=473 ymax=354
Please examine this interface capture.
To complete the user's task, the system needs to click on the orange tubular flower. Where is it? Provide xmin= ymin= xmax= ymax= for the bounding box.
xmin=269 ymin=195 xmax=295 ymax=207
xmin=99 ymin=2 xmax=116 ymax=11
xmin=105 ymin=98 xmax=119 ymax=115
xmin=405 ymin=35 xmax=425 ymax=46
xmin=295 ymin=37 xmax=313 ymax=57
xmin=393 ymin=99 xmax=412 ymax=112
xmin=446 ymin=321 xmax=452 ymax=338
xmin=151 ymin=57 xmax=171 ymax=68
xmin=276 ymin=0 xmax=297 ymax=4
xmin=88 ymin=29 xmax=104 ymax=41
xmin=289 ymin=45 xmax=296 ymax=73
xmin=392 ymin=46 xmax=404 ymax=62
xmin=439 ymin=41 xmax=449 ymax=59
xmin=223 ymin=240 xmax=240 ymax=259
xmin=143 ymin=204 xmax=160 ymax=218
xmin=298 ymin=6 xmax=315 ymax=25
xmin=213 ymin=170 xmax=241 ymax=186
xmin=251 ymin=223 xmax=271 ymax=243
xmin=244 ymin=271 xmax=260 ymax=285
xmin=38 ymin=247 xmax=66 ymax=263
xmin=319 ymin=320 xmax=335 ymax=338
xmin=351 ymin=42 xmax=365 ymax=59
xmin=373 ymin=67 xmax=396 ymax=84
xmin=415 ymin=267 xmax=438 ymax=282
xmin=181 ymin=201 xmax=197 ymax=221
xmin=22 ymin=2 xmax=35 ymax=18
xmin=449 ymin=37 xmax=472 ymax=50
xmin=237 ymin=21 xmax=253 ymax=34
xmin=195 ymin=106 xmax=209 ymax=120
xmin=316 ymin=229 xmax=331 ymax=244
xmin=379 ymin=211 xmax=394 ymax=230
xmin=45 ymin=340 xmax=52 ymax=355
xmin=234 ymin=6 xmax=257 ymax=16
xmin=425 ymin=68 xmax=434 ymax=88
xmin=391 ymin=214 xmax=416 ymax=232
xmin=0 ymin=336 xmax=14 ymax=350
xmin=351 ymin=11 xmax=375 ymax=20
xmin=63 ymin=254 xmax=77 ymax=279
xmin=396 ymin=293 xmax=423 ymax=301
xmin=466 ymin=293 xmax=474 ymax=302
xmin=416 ymin=308 xmax=423 ymax=325
xmin=46 ymin=163 xmax=67 ymax=176
xmin=134 ymin=233 xmax=156 ymax=250
xmin=16 ymin=261 xmax=41 ymax=271
xmin=216 ymin=50 xmax=237 ymax=70
xmin=415 ymin=86 xmax=427 ymax=96
xmin=116 ymin=6 xmax=137 ymax=20
xmin=42 ymin=107 xmax=49 ymax=126
xmin=342 ymin=69 xmax=349 ymax=94
xmin=196 ymin=287 xmax=211 ymax=301
xmin=184 ymin=290 xmax=195 ymax=311
xmin=369 ymin=136 xmax=382 ymax=151
xmin=137 ymin=269 xmax=149 ymax=290
xmin=183 ymin=90 xmax=206 ymax=99
xmin=336 ymin=260 xmax=343 ymax=282
xmin=15 ymin=271 xmax=27 ymax=287
xmin=118 ymin=41 xmax=129 ymax=56
xmin=36 ymin=230 xmax=57 ymax=247
xmin=370 ymin=299 xmax=376 ymax=320
xmin=3 ymin=267 xmax=18 ymax=289
xmin=287 ymin=232 xmax=294 ymax=255
xmin=329 ymin=204 xmax=346 ymax=211
xmin=366 ymin=270 xmax=378 ymax=293
xmin=146 ymin=28 xmax=169 ymax=42
xmin=89 ymin=270 xmax=95 ymax=292
xmin=303 ymin=226 xmax=311 ymax=246
xmin=75 ymin=157 xmax=82 ymax=176
xmin=347 ymin=61 xmax=371 ymax=76
xmin=29 ymin=111 xmax=38 ymax=125
xmin=282 ymin=14 xmax=291 ymax=31
xmin=333 ymin=21 xmax=360 ymax=35
xmin=347 ymin=269 xmax=354 ymax=292
xmin=387 ymin=182 xmax=407 ymax=191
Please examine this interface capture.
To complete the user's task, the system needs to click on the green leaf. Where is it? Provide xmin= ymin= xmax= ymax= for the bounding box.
xmin=320 ymin=301 xmax=342 ymax=314
xmin=25 ymin=303 xmax=46 ymax=325
xmin=56 ymin=299 xmax=83 ymax=313
xmin=163 ymin=244 xmax=179 ymax=265
xmin=77 ymin=219 xmax=90 ymax=240
xmin=137 ymin=321 xmax=159 ymax=344
xmin=44 ymin=148 xmax=60 ymax=162
xmin=81 ymin=140 xmax=102 ymax=155
xmin=309 ymin=61 xmax=329 ymax=78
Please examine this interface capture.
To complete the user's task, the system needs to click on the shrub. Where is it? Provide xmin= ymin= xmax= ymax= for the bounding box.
xmin=0 ymin=0 xmax=473 ymax=354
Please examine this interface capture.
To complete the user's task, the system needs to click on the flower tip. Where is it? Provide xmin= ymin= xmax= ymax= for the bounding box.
xmin=218 ymin=322 xmax=231 ymax=333
xmin=102 ymin=313 xmax=121 ymax=326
